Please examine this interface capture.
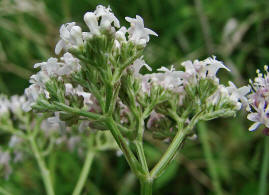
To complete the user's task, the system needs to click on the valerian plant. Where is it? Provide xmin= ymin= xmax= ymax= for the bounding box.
xmin=1 ymin=4 xmax=256 ymax=195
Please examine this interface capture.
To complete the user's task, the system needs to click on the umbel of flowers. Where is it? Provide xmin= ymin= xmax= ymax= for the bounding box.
xmin=22 ymin=5 xmax=249 ymax=195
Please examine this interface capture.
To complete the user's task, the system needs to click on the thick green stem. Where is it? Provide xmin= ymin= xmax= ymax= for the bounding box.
xmin=135 ymin=141 xmax=149 ymax=173
xmin=105 ymin=117 xmax=144 ymax=179
xmin=198 ymin=122 xmax=223 ymax=195
xmin=150 ymin=113 xmax=201 ymax=179
xmin=72 ymin=150 xmax=95 ymax=195
xmin=140 ymin=178 xmax=153 ymax=195
xmin=29 ymin=137 xmax=55 ymax=195
xmin=259 ymin=136 xmax=269 ymax=195
xmin=150 ymin=128 xmax=187 ymax=179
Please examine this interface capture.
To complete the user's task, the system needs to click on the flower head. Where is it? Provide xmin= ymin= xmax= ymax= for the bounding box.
xmin=246 ymin=66 xmax=269 ymax=131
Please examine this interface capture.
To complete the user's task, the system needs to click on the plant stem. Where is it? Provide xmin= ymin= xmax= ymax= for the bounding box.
xmin=72 ymin=150 xmax=95 ymax=195
xmin=150 ymin=128 xmax=187 ymax=179
xmin=54 ymin=102 xmax=103 ymax=120
xmin=150 ymin=112 xmax=201 ymax=179
xmin=29 ymin=136 xmax=55 ymax=195
xmin=198 ymin=122 xmax=223 ymax=195
xmin=259 ymin=136 xmax=269 ymax=195
xmin=0 ymin=186 xmax=12 ymax=195
xmin=140 ymin=178 xmax=153 ymax=195
xmin=105 ymin=117 xmax=144 ymax=179
xmin=135 ymin=141 xmax=149 ymax=174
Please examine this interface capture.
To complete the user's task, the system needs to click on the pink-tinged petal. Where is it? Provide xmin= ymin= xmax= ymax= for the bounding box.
xmin=249 ymin=122 xmax=261 ymax=131
xmin=55 ymin=40 xmax=64 ymax=55
xmin=145 ymin=28 xmax=158 ymax=36
xmin=247 ymin=113 xmax=259 ymax=122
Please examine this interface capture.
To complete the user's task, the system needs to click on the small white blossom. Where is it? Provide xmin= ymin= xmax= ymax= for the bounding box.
xmin=64 ymin=83 xmax=93 ymax=106
xmin=84 ymin=12 xmax=100 ymax=35
xmin=94 ymin=5 xmax=120 ymax=29
xmin=8 ymin=95 xmax=26 ymax=113
xmin=115 ymin=27 xmax=127 ymax=42
xmin=0 ymin=96 xmax=9 ymax=115
xmin=125 ymin=15 xmax=158 ymax=46
xmin=226 ymin=81 xmax=250 ymax=110
xmin=141 ymin=66 xmax=183 ymax=92
xmin=23 ymin=84 xmax=44 ymax=112
xmin=131 ymin=57 xmax=152 ymax=77
xmin=55 ymin=23 xmax=83 ymax=55
xmin=181 ymin=56 xmax=230 ymax=84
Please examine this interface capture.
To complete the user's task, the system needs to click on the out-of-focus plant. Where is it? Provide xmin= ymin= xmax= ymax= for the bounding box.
xmin=0 ymin=94 xmax=118 ymax=195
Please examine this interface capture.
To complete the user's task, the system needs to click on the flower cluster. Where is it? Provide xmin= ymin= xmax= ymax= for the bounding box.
xmin=247 ymin=66 xmax=269 ymax=131
xmin=140 ymin=56 xmax=249 ymax=110
xmin=23 ymin=5 xmax=158 ymax=115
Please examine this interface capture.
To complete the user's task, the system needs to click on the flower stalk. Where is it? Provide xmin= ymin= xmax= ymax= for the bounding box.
xmin=29 ymin=136 xmax=55 ymax=195
xmin=72 ymin=143 xmax=95 ymax=195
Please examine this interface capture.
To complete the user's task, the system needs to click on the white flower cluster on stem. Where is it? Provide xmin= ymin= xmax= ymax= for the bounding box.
xmin=137 ymin=56 xmax=250 ymax=109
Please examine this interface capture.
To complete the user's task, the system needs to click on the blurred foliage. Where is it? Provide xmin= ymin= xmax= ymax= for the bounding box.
xmin=0 ymin=0 xmax=269 ymax=194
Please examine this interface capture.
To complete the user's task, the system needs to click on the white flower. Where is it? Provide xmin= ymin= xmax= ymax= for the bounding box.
xmin=115 ymin=27 xmax=127 ymax=42
xmin=131 ymin=57 xmax=152 ymax=77
xmin=55 ymin=22 xmax=83 ymax=55
xmin=226 ymin=81 xmax=250 ymax=110
xmin=64 ymin=83 xmax=93 ymax=106
xmin=181 ymin=56 xmax=230 ymax=84
xmin=30 ymin=71 xmax=50 ymax=87
xmin=0 ymin=96 xmax=9 ymax=115
xmin=23 ymin=84 xmax=44 ymax=112
xmin=84 ymin=12 xmax=100 ymax=35
xmin=76 ymin=85 xmax=93 ymax=106
xmin=58 ymin=52 xmax=81 ymax=76
xmin=94 ymin=5 xmax=120 ymax=29
xmin=125 ymin=15 xmax=158 ymax=46
xmin=9 ymin=95 xmax=26 ymax=113
xmin=203 ymin=56 xmax=230 ymax=77
xmin=141 ymin=65 xmax=183 ymax=92
xmin=34 ymin=58 xmax=59 ymax=77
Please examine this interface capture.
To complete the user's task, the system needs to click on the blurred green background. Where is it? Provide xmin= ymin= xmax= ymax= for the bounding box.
xmin=1 ymin=0 xmax=269 ymax=194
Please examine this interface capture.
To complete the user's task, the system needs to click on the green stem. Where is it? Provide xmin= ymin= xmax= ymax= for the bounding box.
xmin=198 ymin=122 xmax=223 ymax=195
xmin=140 ymin=179 xmax=153 ymax=195
xmin=72 ymin=150 xmax=95 ymax=195
xmin=135 ymin=141 xmax=149 ymax=173
xmin=105 ymin=117 xmax=144 ymax=179
xmin=150 ymin=128 xmax=187 ymax=179
xmin=259 ymin=136 xmax=269 ymax=195
xmin=53 ymin=102 xmax=103 ymax=120
xmin=150 ymin=112 xmax=201 ymax=179
xmin=29 ymin=136 xmax=55 ymax=195
xmin=0 ymin=186 xmax=12 ymax=195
